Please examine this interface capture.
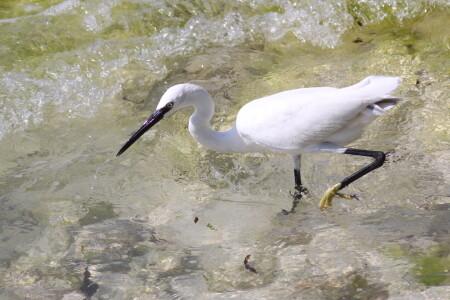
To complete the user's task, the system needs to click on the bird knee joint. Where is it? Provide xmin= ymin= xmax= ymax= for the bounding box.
xmin=376 ymin=152 xmax=386 ymax=164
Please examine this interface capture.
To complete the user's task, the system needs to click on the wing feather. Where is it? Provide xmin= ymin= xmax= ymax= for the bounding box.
xmin=236 ymin=76 xmax=401 ymax=152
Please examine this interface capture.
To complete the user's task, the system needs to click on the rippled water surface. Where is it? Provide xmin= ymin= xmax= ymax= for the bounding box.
xmin=0 ymin=0 xmax=449 ymax=299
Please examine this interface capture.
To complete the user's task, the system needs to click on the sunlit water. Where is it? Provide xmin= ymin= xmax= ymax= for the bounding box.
xmin=0 ymin=0 xmax=449 ymax=299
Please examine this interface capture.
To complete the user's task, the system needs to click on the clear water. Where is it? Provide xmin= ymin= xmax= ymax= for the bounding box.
xmin=0 ymin=0 xmax=449 ymax=299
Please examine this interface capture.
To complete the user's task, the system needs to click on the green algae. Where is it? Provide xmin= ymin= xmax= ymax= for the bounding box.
xmin=384 ymin=243 xmax=450 ymax=286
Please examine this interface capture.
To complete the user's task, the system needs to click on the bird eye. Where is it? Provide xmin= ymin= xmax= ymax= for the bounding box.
xmin=166 ymin=102 xmax=174 ymax=108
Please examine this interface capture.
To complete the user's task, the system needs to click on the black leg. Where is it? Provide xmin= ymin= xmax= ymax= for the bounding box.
xmin=280 ymin=155 xmax=310 ymax=215
xmin=319 ymin=148 xmax=386 ymax=209
xmin=292 ymin=154 xmax=308 ymax=194
xmin=294 ymin=169 xmax=301 ymax=187
xmin=294 ymin=169 xmax=308 ymax=194
xmin=340 ymin=148 xmax=386 ymax=190
xmin=280 ymin=168 xmax=309 ymax=215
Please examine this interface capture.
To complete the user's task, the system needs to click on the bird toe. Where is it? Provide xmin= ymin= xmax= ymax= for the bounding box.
xmin=336 ymin=192 xmax=359 ymax=201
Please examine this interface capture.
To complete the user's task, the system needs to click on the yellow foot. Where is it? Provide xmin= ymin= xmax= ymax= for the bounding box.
xmin=319 ymin=183 xmax=342 ymax=210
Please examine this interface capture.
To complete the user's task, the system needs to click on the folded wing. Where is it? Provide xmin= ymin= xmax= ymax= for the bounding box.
xmin=236 ymin=76 xmax=402 ymax=152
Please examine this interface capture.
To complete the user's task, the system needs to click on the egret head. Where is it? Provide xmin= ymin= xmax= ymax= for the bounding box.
xmin=116 ymin=83 xmax=205 ymax=156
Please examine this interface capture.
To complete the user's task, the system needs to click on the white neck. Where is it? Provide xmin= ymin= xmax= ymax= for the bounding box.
xmin=186 ymin=90 xmax=258 ymax=153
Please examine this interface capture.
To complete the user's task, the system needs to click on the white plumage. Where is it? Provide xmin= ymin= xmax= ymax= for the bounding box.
xmin=236 ymin=76 xmax=401 ymax=153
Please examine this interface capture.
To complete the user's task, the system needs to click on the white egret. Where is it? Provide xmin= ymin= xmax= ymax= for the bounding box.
xmin=117 ymin=76 xmax=402 ymax=210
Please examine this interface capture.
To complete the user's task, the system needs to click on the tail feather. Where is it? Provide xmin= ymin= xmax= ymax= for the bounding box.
xmin=340 ymin=76 xmax=403 ymax=103
xmin=364 ymin=96 xmax=403 ymax=116
xmin=376 ymin=97 xmax=403 ymax=110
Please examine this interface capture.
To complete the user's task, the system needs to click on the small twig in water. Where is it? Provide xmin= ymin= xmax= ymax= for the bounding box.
xmin=206 ymin=223 xmax=217 ymax=231
xmin=244 ymin=255 xmax=257 ymax=273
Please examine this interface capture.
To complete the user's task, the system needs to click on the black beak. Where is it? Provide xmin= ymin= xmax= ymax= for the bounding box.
xmin=116 ymin=106 xmax=171 ymax=157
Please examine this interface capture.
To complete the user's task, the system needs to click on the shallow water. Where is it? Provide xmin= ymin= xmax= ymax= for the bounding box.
xmin=0 ymin=0 xmax=449 ymax=299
